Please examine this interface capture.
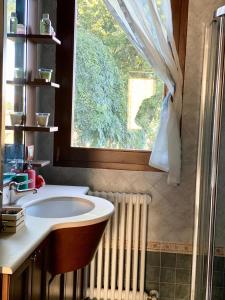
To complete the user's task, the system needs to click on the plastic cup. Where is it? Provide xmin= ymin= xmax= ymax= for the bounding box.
xmin=14 ymin=68 xmax=25 ymax=79
xmin=36 ymin=113 xmax=50 ymax=127
xmin=10 ymin=112 xmax=24 ymax=125
xmin=38 ymin=68 xmax=53 ymax=82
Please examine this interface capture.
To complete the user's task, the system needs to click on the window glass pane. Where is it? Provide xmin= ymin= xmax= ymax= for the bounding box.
xmin=71 ymin=0 xmax=164 ymax=151
xmin=5 ymin=0 xmax=26 ymax=172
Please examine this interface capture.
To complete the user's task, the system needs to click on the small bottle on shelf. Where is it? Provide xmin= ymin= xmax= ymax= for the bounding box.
xmin=10 ymin=12 xmax=18 ymax=34
xmin=24 ymin=161 xmax=36 ymax=189
xmin=40 ymin=13 xmax=51 ymax=35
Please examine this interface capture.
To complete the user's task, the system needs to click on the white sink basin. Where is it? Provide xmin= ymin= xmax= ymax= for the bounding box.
xmin=25 ymin=196 xmax=95 ymax=218
xmin=15 ymin=185 xmax=114 ymax=275
xmin=17 ymin=185 xmax=114 ymax=224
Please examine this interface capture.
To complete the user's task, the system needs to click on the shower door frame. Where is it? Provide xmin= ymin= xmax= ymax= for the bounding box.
xmin=0 ymin=0 xmax=6 ymax=227
xmin=191 ymin=7 xmax=225 ymax=300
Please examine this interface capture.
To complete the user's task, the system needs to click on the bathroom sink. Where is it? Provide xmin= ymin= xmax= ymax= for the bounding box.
xmin=18 ymin=185 xmax=114 ymax=275
xmin=25 ymin=196 xmax=95 ymax=218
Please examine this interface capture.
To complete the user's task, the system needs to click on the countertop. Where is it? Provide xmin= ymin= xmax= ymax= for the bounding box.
xmin=0 ymin=185 xmax=113 ymax=275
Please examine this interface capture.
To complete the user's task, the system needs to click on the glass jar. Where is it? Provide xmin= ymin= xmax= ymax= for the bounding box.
xmin=10 ymin=12 xmax=18 ymax=34
xmin=40 ymin=13 xmax=51 ymax=35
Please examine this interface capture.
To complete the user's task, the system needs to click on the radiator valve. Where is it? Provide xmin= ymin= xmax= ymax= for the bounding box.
xmin=148 ymin=290 xmax=159 ymax=300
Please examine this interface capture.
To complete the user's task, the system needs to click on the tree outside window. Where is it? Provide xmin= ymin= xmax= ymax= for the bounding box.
xmin=72 ymin=0 xmax=164 ymax=151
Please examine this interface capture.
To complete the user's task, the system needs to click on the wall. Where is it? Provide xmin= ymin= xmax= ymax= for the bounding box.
xmin=145 ymin=252 xmax=192 ymax=299
xmin=36 ymin=0 xmax=224 ymax=249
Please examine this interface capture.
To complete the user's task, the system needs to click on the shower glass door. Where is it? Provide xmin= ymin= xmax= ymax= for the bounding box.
xmin=191 ymin=12 xmax=225 ymax=300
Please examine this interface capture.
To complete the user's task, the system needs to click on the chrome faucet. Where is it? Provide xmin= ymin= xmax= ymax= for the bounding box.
xmin=8 ymin=180 xmax=38 ymax=205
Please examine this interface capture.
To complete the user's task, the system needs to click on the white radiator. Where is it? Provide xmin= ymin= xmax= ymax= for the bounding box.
xmin=83 ymin=191 xmax=152 ymax=300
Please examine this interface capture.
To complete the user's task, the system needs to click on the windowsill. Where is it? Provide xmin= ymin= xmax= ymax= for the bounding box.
xmin=53 ymin=155 xmax=163 ymax=172
xmin=53 ymin=145 xmax=163 ymax=172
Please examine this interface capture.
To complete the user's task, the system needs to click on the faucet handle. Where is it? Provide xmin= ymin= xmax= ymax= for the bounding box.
xmin=9 ymin=179 xmax=33 ymax=191
xmin=8 ymin=180 xmax=38 ymax=205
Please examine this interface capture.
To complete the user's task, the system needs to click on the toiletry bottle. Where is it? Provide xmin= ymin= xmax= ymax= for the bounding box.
xmin=10 ymin=12 xmax=18 ymax=34
xmin=40 ymin=13 xmax=51 ymax=35
xmin=24 ymin=162 xmax=36 ymax=189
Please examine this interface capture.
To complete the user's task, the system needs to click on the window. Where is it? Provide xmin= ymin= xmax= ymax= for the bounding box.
xmin=72 ymin=0 xmax=164 ymax=151
xmin=4 ymin=0 xmax=26 ymax=172
xmin=54 ymin=0 xmax=188 ymax=170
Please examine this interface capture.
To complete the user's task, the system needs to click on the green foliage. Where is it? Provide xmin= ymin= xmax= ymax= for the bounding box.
xmin=77 ymin=0 xmax=150 ymax=75
xmin=73 ymin=0 xmax=163 ymax=150
xmin=74 ymin=28 xmax=127 ymax=148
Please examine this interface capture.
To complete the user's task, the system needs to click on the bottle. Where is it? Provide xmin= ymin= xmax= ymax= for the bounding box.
xmin=24 ymin=162 xmax=36 ymax=189
xmin=10 ymin=12 xmax=18 ymax=34
xmin=40 ymin=13 xmax=51 ymax=35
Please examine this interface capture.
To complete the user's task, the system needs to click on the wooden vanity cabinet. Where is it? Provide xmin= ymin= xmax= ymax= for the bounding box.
xmin=1 ymin=220 xmax=108 ymax=299
xmin=1 ymin=237 xmax=80 ymax=300
xmin=1 ymin=238 xmax=49 ymax=300
xmin=29 ymin=238 xmax=49 ymax=300
xmin=8 ymin=256 xmax=32 ymax=300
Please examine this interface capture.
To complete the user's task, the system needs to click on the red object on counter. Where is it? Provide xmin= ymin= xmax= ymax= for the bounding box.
xmin=36 ymin=175 xmax=46 ymax=189
xmin=24 ymin=168 xmax=36 ymax=188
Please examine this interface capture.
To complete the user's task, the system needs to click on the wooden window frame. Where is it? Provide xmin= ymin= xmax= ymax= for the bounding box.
xmin=54 ymin=0 xmax=189 ymax=171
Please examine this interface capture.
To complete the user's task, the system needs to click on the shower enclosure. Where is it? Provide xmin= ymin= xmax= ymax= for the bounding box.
xmin=191 ymin=5 xmax=225 ymax=300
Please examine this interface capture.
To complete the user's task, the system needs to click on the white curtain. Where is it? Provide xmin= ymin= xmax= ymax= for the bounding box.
xmin=104 ymin=0 xmax=183 ymax=185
